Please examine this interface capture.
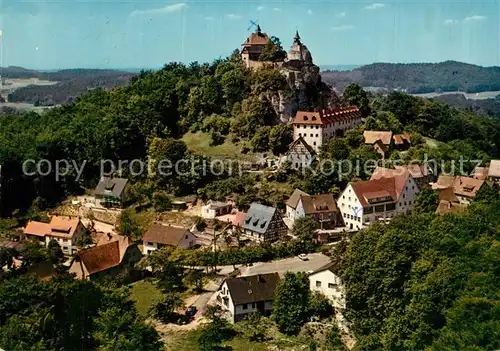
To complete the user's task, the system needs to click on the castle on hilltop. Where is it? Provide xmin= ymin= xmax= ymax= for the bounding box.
xmin=240 ymin=26 xmax=314 ymax=70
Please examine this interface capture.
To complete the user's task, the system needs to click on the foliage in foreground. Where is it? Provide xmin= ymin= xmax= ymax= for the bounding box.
xmin=341 ymin=200 xmax=500 ymax=350
xmin=0 ymin=274 xmax=163 ymax=351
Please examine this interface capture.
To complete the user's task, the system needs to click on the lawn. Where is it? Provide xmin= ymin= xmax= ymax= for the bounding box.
xmin=181 ymin=131 xmax=257 ymax=161
xmin=129 ymin=279 xmax=162 ymax=317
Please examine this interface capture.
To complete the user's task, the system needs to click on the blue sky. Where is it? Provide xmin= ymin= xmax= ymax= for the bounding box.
xmin=2 ymin=0 xmax=499 ymax=69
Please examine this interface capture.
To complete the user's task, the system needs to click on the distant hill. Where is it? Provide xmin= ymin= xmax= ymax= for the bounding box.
xmin=431 ymin=93 xmax=500 ymax=118
xmin=2 ymin=67 xmax=135 ymax=105
xmin=321 ymin=61 xmax=500 ymax=94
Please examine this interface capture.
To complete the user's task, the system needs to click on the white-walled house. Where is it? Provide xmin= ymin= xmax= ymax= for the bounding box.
xmin=292 ymin=107 xmax=363 ymax=152
xmin=201 ymin=201 xmax=232 ymax=219
xmin=309 ymin=263 xmax=345 ymax=309
xmin=216 ymin=273 xmax=280 ymax=323
xmin=285 ymin=189 xmax=310 ymax=221
xmin=23 ymin=216 xmax=87 ymax=256
xmin=142 ymin=224 xmax=197 ymax=255
xmin=337 ymin=167 xmax=420 ymax=230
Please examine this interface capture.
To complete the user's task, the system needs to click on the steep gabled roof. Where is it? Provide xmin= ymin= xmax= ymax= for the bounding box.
xmin=242 ymin=203 xmax=280 ymax=234
xmin=94 ymin=177 xmax=128 ymax=198
xmin=225 ymin=273 xmax=280 ymax=305
xmin=399 ymin=164 xmax=431 ymax=179
xmin=285 ymin=189 xmax=310 ymax=209
xmin=76 ymin=241 xmax=121 ymax=275
xmin=143 ymin=224 xmax=195 ymax=247
xmin=286 ymin=136 xmax=316 ymax=156
xmin=242 ymin=31 xmax=270 ymax=46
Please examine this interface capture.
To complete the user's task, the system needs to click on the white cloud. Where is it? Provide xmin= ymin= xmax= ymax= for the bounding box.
xmin=464 ymin=15 xmax=486 ymax=21
xmin=336 ymin=12 xmax=346 ymax=17
xmin=307 ymin=9 xmax=313 ymax=15
xmin=365 ymin=3 xmax=385 ymax=10
xmin=444 ymin=19 xmax=458 ymax=26
xmin=130 ymin=3 xmax=187 ymax=17
xmin=257 ymin=6 xmax=265 ymax=11
xmin=205 ymin=16 xmax=215 ymax=21
xmin=226 ymin=13 xmax=243 ymax=20
xmin=273 ymin=7 xmax=281 ymax=11
xmin=331 ymin=25 xmax=355 ymax=31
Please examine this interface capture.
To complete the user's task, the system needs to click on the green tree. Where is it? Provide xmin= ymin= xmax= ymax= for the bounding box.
xmin=413 ymin=188 xmax=439 ymax=214
xmin=474 ymin=184 xmax=499 ymax=203
xmin=309 ymin=291 xmax=334 ymax=319
xmin=273 ymin=272 xmax=311 ymax=335
xmin=47 ymin=239 xmax=64 ymax=264
xmin=269 ymin=124 xmax=292 ymax=155
xmin=293 ymin=216 xmax=319 ymax=243
xmin=259 ymin=36 xmax=287 ymax=62
xmin=151 ymin=191 xmax=171 ymax=212
xmin=251 ymin=126 xmax=271 ymax=152
xmin=116 ymin=209 xmax=143 ymax=240
xmin=149 ymin=294 xmax=184 ymax=323
xmin=342 ymin=84 xmax=370 ymax=116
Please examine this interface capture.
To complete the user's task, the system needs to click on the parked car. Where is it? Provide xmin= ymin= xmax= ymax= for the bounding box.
xmin=185 ymin=305 xmax=197 ymax=318
xmin=298 ymin=254 xmax=308 ymax=261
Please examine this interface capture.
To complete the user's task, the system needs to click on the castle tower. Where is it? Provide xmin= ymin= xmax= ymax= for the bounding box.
xmin=286 ymin=30 xmax=313 ymax=66
xmin=241 ymin=25 xmax=271 ymax=68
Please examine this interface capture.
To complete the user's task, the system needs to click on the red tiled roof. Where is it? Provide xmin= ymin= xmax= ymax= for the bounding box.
xmin=218 ymin=211 xmax=247 ymax=227
xmin=399 ymin=164 xmax=430 ymax=179
xmin=24 ymin=221 xmax=51 ymax=237
xmin=76 ymin=241 xmax=121 ymax=275
xmin=453 ymin=176 xmax=485 ymax=197
xmin=436 ymin=200 xmax=466 ymax=215
xmin=300 ymin=194 xmax=338 ymax=214
xmin=292 ymin=106 xmax=361 ymax=125
xmin=364 ymin=131 xmax=393 ymax=145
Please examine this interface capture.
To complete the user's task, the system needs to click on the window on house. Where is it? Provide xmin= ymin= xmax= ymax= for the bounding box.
xmin=403 ymin=194 xmax=405 ymax=198
xmin=310 ymin=134 xmax=313 ymax=137
xmin=147 ymin=242 xmax=154 ymax=246
xmin=316 ymin=281 xmax=321 ymax=287
xmin=252 ymin=303 xmax=255 ymax=308
xmin=409 ymin=201 xmax=412 ymax=205
xmin=185 ymin=235 xmax=188 ymax=239
xmin=328 ymin=283 xmax=337 ymax=289
xmin=243 ymin=304 xmax=248 ymax=310
xmin=313 ymin=142 xmax=316 ymax=146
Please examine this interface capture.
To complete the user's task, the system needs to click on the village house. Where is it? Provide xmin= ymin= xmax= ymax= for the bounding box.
xmin=142 ymin=224 xmax=197 ymax=255
xmin=473 ymin=160 xmax=500 ymax=184
xmin=432 ymin=175 xmax=488 ymax=206
xmin=201 ymin=201 xmax=232 ymax=219
xmin=292 ymin=107 xmax=363 ymax=152
xmin=285 ymin=188 xmax=310 ymax=221
xmin=23 ymin=216 xmax=87 ymax=255
xmin=435 ymin=187 xmax=467 ymax=215
xmin=337 ymin=167 xmax=419 ymax=230
xmin=284 ymin=137 xmax=316 ymax=170
xmin=363 ymin=131 xmax=393 ymax=159
xmin=68 ymin=235 xmax=141 ymax=280
xmin=242 ymin=203 xmax=288 ymax=243
xmin=94 ymin=177 xmax=129 ymax=208
xmin=217 ymin=273 xmax=280 ymax=323
xmin=309 ymin=262 xmax=345 ymax=309
xmin=295 ymin=194 xmax=341 ymax=230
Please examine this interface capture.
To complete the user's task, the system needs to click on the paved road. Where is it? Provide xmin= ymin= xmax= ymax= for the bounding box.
xmin=239 ymin=253 xmax=331 ymax=277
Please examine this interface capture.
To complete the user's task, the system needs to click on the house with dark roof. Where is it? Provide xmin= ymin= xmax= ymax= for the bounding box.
xmin=295 ymin=194 xmax=341 ymax=229
xmin=285 ymin=188 xmax=310 ymax=221
xmin=284 ymin=137 xmax=316 ymax=170
xmin=337 ymin=167 xmax=419 ymax=230
xmin=308 ymin=262 xmax=345 ymax=309
xmin=68 ymin=235 xmax=141 ymax=280
xmin=23 ymin=216 xmax=87 ymax=255
xmin=142 ymin=224 xmax=197 ymax=255
xmin=242 ymin=204 xmax=288 ymax=243
xmin=94 ymin=177 xmax=129 ymax=208
xmin=217 ymin=273 xmax=280 ymax=322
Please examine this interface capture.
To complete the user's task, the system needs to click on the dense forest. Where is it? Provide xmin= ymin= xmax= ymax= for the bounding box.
xmin=321 ymin=61 xmax=500 ymax=94
xmin=339 ymin=198 xmax=500 ymax=350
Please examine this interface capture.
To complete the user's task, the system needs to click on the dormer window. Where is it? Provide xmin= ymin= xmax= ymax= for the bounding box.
xmin=311 ymin=116 xmax=317 ymax=121
xmin=304 ymin=116 xmax=308 ymax=121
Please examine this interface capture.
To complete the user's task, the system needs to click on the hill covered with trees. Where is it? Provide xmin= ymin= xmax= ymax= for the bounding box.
xmin=321 ymin=61 xmax=500 ymax=94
